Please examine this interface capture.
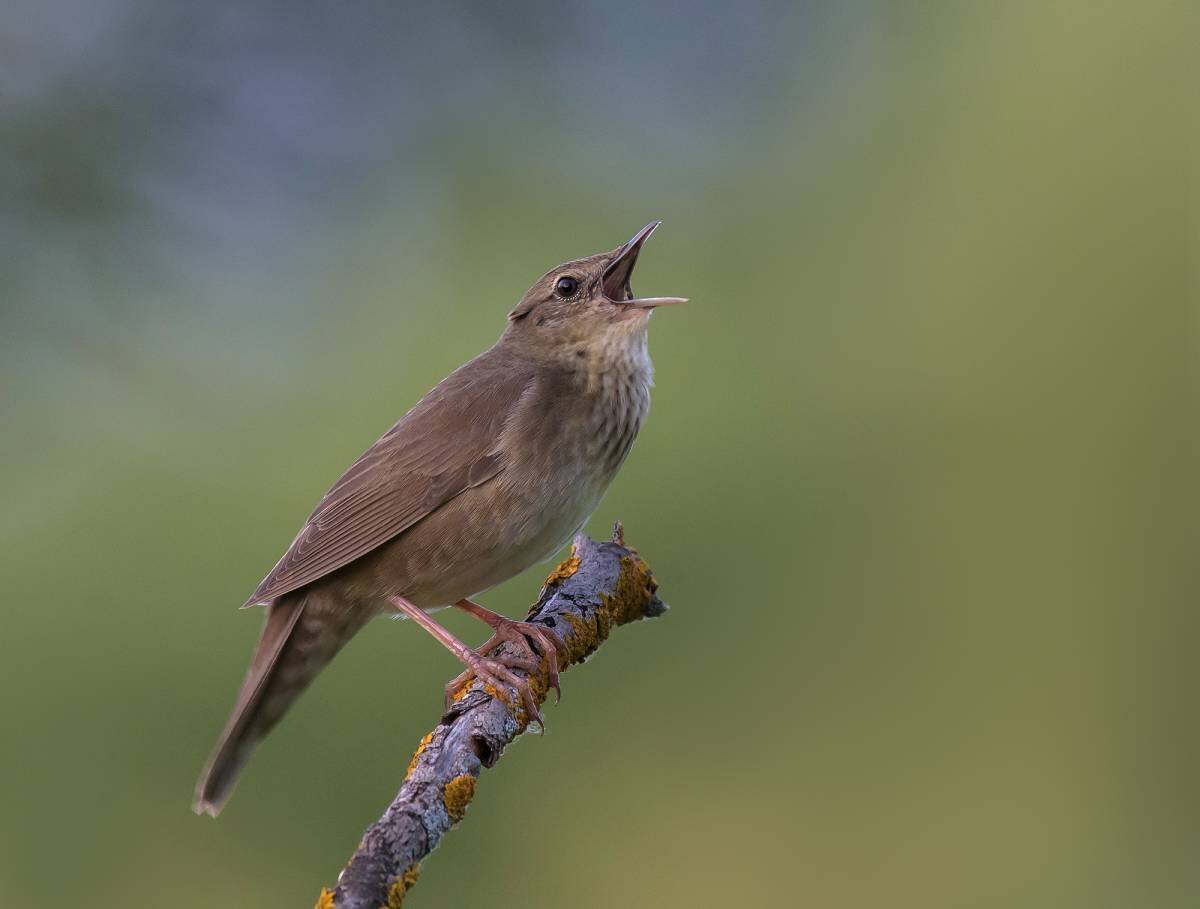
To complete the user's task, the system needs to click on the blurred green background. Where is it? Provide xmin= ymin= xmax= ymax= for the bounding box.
xmin=1 ymin=2 xmax=1195 ymax=906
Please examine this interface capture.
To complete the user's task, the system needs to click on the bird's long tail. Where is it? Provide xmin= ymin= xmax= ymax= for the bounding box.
xmin=193 ymin=594 xmax=367 ymax=817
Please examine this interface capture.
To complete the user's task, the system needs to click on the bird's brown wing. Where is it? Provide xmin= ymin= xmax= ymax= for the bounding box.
xmin=242 ymin=352 xmax=534 ymax=607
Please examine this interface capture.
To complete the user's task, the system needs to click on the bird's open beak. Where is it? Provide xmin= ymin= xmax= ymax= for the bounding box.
xmin=602 ymin=221 xmax=688 ymax=309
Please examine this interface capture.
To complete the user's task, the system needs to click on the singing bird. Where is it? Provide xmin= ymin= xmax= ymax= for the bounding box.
xmin=194 ymin=221 xmax=685 ymax=816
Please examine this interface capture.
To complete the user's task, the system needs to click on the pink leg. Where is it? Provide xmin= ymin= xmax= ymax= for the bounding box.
xmin=388 ymin=595 xmax=543 ymax=723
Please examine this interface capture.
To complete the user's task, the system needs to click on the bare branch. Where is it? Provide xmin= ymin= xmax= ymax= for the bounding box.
xmin=316 ymin=524 xmax=667 ymax=908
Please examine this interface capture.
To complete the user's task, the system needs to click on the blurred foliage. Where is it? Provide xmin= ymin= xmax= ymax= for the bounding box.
xmin=0 ymin=2 xmax=1195 ymax=907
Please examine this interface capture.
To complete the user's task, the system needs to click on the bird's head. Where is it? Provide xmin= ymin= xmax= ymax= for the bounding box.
xmin=502 ymin=221 xmax=686 ymax=368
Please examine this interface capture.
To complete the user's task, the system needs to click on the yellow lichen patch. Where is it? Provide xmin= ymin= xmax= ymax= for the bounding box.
xmin=541 ymin=549 xmax=580 ymax=588
xmin=476 ymin=679 xmax=529 ymax=726
xmin=527 ymin=667 xmax=548 ymax=702
xmin=315 ymin=887 xmax=336 ymax=909
xmin=404 ymin=732 xmax=434 ymax=780
xmin=481 ymin=682 xmax=504 ymax=703
xmin=610 ymin=555 xmax=654 ymax=623
xmin=451 ymin=680 xmax=474 ymax=702
xmin=383 ymin=863 xmax=420 ymax=908
xmin=595 ymin=598 xmax=615 ymax=641
xmin=442 ymin=773 xmax=476 ymax=822
xmin=558 ymin=611 xmax=597 ymax=665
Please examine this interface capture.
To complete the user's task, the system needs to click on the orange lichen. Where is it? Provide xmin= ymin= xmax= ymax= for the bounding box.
xmin=404 ymin=732 xmax=434 ymax=779
xmin=527 ymin=667 xmax=548 ymax=703
xmin=556 ymin=555 xmax=655 ymax=667
xmin=558 ymin=611 xmax=595 ymax=665
xmin=481 ymin=682 xmax=503 ymax=703
xmin=610 ymin=554 xmax=654 ymax=623
xmin=383 ymin=863 xmax=421 ymax=908
xmin=402 ymin=864 xmax=421 ymax=888
xmin=541 ymin=548 xmax=581 ymax=588
xmin=442 ymin=773 xmax=476 ymax=822
xmin=315 ymin=887 xmax=336 ymax=909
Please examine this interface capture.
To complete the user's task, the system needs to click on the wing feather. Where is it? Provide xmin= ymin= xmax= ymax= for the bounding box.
xmin=242 ymin=351 xmax=532 ymax=606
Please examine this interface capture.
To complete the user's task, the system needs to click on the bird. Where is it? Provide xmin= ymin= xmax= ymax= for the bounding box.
xmin=193 ymin=221 xmax=685 ymax=817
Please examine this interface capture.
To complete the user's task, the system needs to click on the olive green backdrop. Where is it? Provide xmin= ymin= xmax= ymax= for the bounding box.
xmin=1 ymin=2 xmax=1195 ymax=906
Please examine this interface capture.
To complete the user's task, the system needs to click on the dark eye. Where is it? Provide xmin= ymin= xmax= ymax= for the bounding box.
xmin=554 ymin=276 xmax=579 ymax=298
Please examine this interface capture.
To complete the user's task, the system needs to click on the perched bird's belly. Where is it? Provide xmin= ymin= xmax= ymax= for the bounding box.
xmin=355 ymin=461 xmax=614 ymax=612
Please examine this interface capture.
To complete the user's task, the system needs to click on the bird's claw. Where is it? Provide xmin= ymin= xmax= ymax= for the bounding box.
xmin=442 ymin=619 xmax=566 ymax=727
xmin=478 ymin=618 xmax=566 ymax=705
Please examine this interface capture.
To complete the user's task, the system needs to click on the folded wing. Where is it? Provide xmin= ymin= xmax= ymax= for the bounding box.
xmin=243 ymin=353 xmax=533 ymax=607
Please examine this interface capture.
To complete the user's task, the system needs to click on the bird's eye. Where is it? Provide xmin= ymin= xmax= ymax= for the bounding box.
xmin=554 ymin=276 xmax=579 ymax=298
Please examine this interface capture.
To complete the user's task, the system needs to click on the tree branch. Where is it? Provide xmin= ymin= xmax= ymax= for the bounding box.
xmin=315 ymin=523 xmax=667 ymax=909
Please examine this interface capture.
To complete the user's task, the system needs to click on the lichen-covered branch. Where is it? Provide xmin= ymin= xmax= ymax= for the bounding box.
xmin=316 ymin=524 xmax=666 ymax=909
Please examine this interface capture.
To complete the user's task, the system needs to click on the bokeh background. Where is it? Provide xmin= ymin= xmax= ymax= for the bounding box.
xmin=1 ymin=2 xmax=1195 ymax=906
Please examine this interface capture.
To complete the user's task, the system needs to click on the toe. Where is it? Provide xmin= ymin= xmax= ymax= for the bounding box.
xmin=517 ymin=680 xmax=544 ymax=728
xmin=542 ymin=625 xmax=567 ymax=658
xmin=494 ymin=654 xmax=539 ymax=673
xmin=528 ymin=627 xmax=562 ymax=703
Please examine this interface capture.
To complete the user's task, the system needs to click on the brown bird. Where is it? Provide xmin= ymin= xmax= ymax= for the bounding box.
xmin=194 ymin=221 xmax=685 ymax=816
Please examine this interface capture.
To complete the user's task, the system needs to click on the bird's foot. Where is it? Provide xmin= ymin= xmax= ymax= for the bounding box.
xmin=451 ymin=599 xmax=567 ymax=715
xmin=444 ymin=649 xmax=544 ymax=725
xmin=476 ymin=618 xmax=566 ymax=705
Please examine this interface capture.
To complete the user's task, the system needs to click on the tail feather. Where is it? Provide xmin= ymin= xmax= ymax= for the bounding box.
xmin=193 ymin=595 xmax=364 ymax=816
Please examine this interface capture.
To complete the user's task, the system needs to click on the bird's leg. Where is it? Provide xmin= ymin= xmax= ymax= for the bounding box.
xmin=453 ymin=598 xmax=566 ymax=704
xmin=387 ymin=595 xmax=543 ymax=724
